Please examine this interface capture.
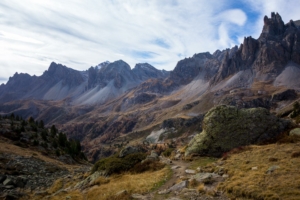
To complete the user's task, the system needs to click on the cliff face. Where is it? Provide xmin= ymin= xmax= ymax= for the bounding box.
xmin=211 ymin=12 xmax=300 ymax=85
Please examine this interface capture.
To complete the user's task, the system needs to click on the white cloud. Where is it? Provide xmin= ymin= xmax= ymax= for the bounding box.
xmin=0 ymin=0 xmax=300 ymax=84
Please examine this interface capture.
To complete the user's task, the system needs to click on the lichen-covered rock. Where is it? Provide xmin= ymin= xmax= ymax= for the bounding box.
xmin=289 ymin=128 xmax=300 ymax=136
xmin=142 ymin=150 xmax=159 ymax=163
xmin=185 ymin=105 xmax=292 ymax=157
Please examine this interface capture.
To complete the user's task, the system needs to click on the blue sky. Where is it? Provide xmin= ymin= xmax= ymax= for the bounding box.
xmin=0 ymin=0 xmax=300 ymax=84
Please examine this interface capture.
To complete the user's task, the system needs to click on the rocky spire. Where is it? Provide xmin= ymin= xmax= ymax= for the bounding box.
xmin=259 ymin=12 xmax=285 ymax=40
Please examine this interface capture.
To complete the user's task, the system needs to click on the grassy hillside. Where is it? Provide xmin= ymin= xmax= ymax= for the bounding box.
xmin=218 ymin=138 xmax=300 ymax=199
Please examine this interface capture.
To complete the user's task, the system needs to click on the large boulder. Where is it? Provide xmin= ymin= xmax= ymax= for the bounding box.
xmin=289 ymin=128 xmax=300 ymax=136
xmin=185 ymin=105 xmax=292 ymax=157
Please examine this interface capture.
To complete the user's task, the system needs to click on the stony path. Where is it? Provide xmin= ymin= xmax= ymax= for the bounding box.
xmin=134 ymin=157 xmax=229 ymax=200
xmin=158 ymin=159 xmax=190 ymax=191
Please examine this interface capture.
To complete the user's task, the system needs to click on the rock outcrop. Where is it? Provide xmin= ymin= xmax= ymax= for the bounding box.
xmin=185 ymin=105 xmax=292 ymax=157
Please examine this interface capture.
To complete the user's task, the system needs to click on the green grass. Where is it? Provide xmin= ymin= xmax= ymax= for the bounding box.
xmin=189 ymin=157 xmax=218 ymax=170
xmin=92 ymin=153 xmax=147 ymax=175
xmin=151 ymin=165 xmax=172 ymax=192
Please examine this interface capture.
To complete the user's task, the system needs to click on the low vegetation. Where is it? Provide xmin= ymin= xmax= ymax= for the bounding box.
xmin=162 ymin=147 xmax=174 ymax=157
xmin=30 ymin=161 xmax=171 ymax=200
xmin=218 ymin=136 xmax=300 ymax=199
xmin=92 ymin=152 xmax=147 ymax=175
xmin=290 ymin=101 xmax=300 ymax=123
xmin=189 ymin=157 xmax=218 ymax=170
xmin=87 ymin=167 xmax=171 ymax=200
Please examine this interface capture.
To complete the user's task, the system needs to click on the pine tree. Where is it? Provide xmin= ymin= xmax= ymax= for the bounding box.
xmin=51 ymin=125 xmax=57 ymax=137
xmin=38 ymin=120 xmax=44 ymax=128
xmin=58 ymin=132 xmax=67 ymax=147
xmin=28 ymin=116 xmax=34 ymax=124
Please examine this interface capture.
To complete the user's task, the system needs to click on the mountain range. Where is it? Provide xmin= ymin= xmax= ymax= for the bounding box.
xmin=1 ymin=12 xmax=300 ymax=162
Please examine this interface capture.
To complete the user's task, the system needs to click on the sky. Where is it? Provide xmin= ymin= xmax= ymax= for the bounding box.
xmin=0 ymin=0 xmax=300 ymax=84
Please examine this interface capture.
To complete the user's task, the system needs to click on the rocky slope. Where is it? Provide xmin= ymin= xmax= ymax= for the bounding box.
xmin=0 ymin=114 xmax=89 ymax=199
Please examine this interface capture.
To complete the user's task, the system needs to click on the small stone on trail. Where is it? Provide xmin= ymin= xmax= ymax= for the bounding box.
xmin=185 ymin=169 xmax=196 ymax=174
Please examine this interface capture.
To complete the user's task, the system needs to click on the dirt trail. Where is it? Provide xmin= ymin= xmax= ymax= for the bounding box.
xmin=159 ymin=159 xmax=190 ymax=190
xmin=141 ymin=157 xmax=229 ymax=200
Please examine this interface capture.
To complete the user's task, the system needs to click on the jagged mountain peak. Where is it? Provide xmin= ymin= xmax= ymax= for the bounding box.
xmin=44 ymin=62 xmax=77 ymax=78
xmin=5 ymin=72 xmax=35 ymax=88
xmin=134 ymin=63 xmax=155 ymax=70
xmin=48 ymin=61 xmax=66 ymax=70
xmin=261 ymin=12 xmax=284 ymax=37
xmin=192 ymin=52 xmax=213 ymax=59
xmin=96 ymin=61 xmax=110 ymax=69
xmin=100 ymin=60 xmax=131 ymax=73
xmin=259 ymin=12 xmax=300 ymax=41
xmin=42 ymin=62 xmax=84 ymax=87
xmin=132 ymin=63 xmax=169 ymax=81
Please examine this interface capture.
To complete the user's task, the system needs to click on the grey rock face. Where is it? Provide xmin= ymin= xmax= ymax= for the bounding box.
xmin=168 ymin=180 xmax=188 ymax=192
xmin=0 ymin=152 xmax=69 ymax=191
xmin=193 ymin=173 xmax=221 ymax=183
xmin=132 ymin=63 xmax=169 ymax=80
xmin=119 ymin=146 xmax=141 ymax=158
xmin=271 ymin=89 xmax=297 ymax=101
xmin=289 ymin=128 xmax=300 ymax=136
xmin=142 ymin=150 xmax=159 ymax=163
xmin=44 ymin=62 xmax=85 ymax=87
xmin=0 ymin=175 xmax=7 ymax=183
xmin=0 ymin=62 xmax=85 ymax=103
xmin=170 ymin=52 xmax=212 ymax=85
xmin=3 ymin=178 xmax=14 ymax=186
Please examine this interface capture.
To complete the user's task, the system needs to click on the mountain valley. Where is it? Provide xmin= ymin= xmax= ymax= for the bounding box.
xmin=1 ymin=12 xmax=300 ymax=199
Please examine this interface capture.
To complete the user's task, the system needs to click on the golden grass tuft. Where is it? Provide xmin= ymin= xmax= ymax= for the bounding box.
xmin=86 ymin=167 xmax=170 ymax=200
xmin=206 ymin=189 xmax=218 ymax=197
xmin=91 ymin=176 xmax=110 ymax=186
xmin=47 ymin=179 xmax=64 ymax=194
xmin=218 ymin=142 xmax=300 ymax=200
xmin=197 ymin=183 xmax=205 ymax=193
xmin=48 ymin=191 xmax=84 ymax=200
xmin=30 ymin=166 xmax=171 ymax=200
xmin=188 ymin=178 xmax=198 ymax=188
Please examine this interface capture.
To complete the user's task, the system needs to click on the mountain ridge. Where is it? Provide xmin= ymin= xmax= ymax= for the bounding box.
xmin=0 ymin=12 xmax=300 ymax=162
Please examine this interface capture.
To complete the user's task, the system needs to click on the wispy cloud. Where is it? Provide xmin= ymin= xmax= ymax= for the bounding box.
xmin=0 ymin=0 xmax=299 ymax=84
